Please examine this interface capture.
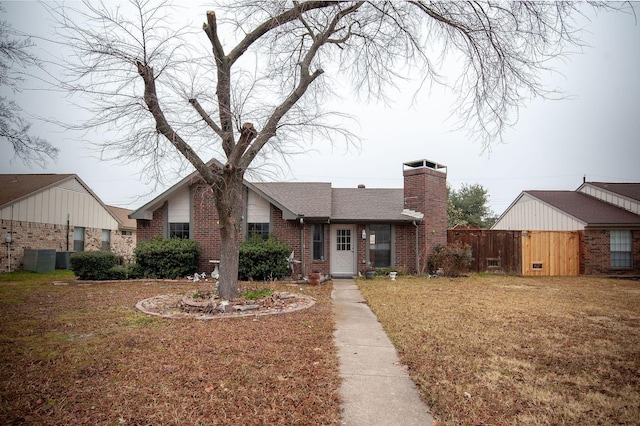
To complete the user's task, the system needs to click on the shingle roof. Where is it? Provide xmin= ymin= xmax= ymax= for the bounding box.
xmin=251 ymin=182 xmax=333 ymax=218
xmin=107 ymin=205 xmax=137 ymax=230
xmin=0 ymin=174 xmax=74 ymax=207
xmin=527 ymin=190 xmax=640 ymax=226
xmin=587 ymin=182 xmax=640 ymax=202
xmin=332 ymin=188 xmax=410 ymax=221
xmin=251 ymin=183 xmax=418 ymax=222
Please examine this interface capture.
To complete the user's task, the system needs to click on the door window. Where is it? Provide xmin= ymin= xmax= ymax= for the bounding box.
xmin=336 ymin=229 xmax=351 ymax=251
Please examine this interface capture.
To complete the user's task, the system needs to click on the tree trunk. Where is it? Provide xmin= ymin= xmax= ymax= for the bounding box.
xmin=213 ymin=166 xmax=245 ymax=300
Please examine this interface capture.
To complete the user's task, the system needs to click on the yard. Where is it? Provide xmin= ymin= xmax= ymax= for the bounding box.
xmin=358 ymin=275 xmax=640 ymax=426
xmin=0 ymin=271 xmax=341 ymax=425
xmin=2 ymin=272 xmax=638 ymax=425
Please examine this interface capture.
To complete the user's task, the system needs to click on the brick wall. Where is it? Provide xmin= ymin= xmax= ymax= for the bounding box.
xmin=136 ymin=206 xmax=165 ymax=242
xmin=582 ymin=229 xmax=640 ymax=275
xmin=394 ymin=224 xmax=417 ymax=273
xmin=192 ymin=184 xmax=222 ymax=272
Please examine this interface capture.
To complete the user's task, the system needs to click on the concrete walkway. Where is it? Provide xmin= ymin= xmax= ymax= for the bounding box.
xmin=332 ymin=279 xmax=434 ymax=426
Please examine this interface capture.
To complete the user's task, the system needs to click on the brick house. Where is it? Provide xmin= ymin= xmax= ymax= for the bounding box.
xmin=0 ymin=174 xmax=136 ymax=272
xmin=130 ymin=159 xmax=448 ymax=277
xmin=492 ymin=181 xmax=640 ymax=275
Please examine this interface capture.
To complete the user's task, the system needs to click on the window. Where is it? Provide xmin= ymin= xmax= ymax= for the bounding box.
xmin=248 ymin=223 xmax=270 ymax=240
xmin=169 ymin=222 xmax=190 ymax=239
xmin=121 ymin=230 xmax=132 ymax=236
xmin=312 ymin=224 xmax=325 ymax=260
xmin=369 ymin=224 xmax=391 ymax=267
xmin=101 ymin=229 xmax=111 ymax=251
xmin=73 ymin=227 xmax=85 ymax=252
xmin=336 ymin=228 xmax=351 ymax=251
xmin=610 ymin=230 xmax=632 ymax=268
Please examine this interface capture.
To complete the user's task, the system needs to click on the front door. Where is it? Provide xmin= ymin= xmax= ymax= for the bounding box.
xmin=330 ymin=224 xmax=357 ymax=276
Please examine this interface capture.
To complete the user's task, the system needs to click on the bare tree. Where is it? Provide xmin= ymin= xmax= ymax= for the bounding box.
xmin=47 ymin=0 xmax=623 ymax=298
xmin=0 ymin=9 xmax=58 ymax=167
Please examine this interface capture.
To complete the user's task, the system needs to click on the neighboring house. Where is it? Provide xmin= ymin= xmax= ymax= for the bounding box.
xmin=0 ymin=174 xmax=135 ymax=272
xmin=130 ymin=159 xmax=448 ymax=277
xmin=492 ymin=181 xmax=640 ymax=275
xmin=106 ymin=205 xmax=137 ymax=263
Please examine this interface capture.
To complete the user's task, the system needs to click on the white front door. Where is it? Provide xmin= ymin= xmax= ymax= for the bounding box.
xmin=330 ymin=224 xmax=357 ymax=276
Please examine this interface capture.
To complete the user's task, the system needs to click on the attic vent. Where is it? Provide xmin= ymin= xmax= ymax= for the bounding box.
xmin=357 ymin=184 xmax=366 ymax=189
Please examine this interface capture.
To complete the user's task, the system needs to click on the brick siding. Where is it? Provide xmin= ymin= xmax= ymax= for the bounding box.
xmin=134 ymin=164 xmax=448 ymax=277
xmin=404 ymin=165 xmax=448 ymax=270
xmin=582 ymin=229 xmax=640 ymax=275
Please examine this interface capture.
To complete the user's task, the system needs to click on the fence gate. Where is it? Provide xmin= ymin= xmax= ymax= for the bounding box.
xmin=521 ymin=231 xmax=580 ymax=276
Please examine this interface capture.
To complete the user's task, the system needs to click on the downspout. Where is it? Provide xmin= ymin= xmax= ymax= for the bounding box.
xmin=66 ymin=213 xmax=70 ymax=251
xmin=299 ymin=217 xmax=305 ymax=277
xmin=7 ymin=204 xmax=14 ymax=273
xmin=413 ymin=220 xmax=420 ymax=275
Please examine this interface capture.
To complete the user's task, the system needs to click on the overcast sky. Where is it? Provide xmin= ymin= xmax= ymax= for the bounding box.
xmin=1 ymin=2 xmax=639 ymax=216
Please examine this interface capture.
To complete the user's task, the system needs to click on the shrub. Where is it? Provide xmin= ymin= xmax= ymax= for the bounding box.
xmin=106 ymin=265 xmax=128 ymax=280
xmin=134 ymin=237 xmax=202 ymax=279
xmin=124 ymin=263 xmax=144 ymax=279
xmin=429 ymin=242 xmax=472 ymax=277
xmin=238 ymin=237 xmax=291 ymax=281
xmin=70 ymin=251 xmax=117 ymax=280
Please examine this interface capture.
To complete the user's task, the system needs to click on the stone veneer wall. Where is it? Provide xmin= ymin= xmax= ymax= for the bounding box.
xmin=0 ymin=219 xmax=131 ymax=272
xmin=111 ymin=231 xmax=136 ymax=264
xmin=582 ymin=229 xmax=640 ymax=275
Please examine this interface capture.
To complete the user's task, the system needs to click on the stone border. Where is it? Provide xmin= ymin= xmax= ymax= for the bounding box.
xmin=135 ymin=292 xmax=316 ymax=320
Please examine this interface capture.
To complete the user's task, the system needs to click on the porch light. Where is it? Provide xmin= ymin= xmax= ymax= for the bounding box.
xmin=362 ymin=229 xmax=366 ymax=239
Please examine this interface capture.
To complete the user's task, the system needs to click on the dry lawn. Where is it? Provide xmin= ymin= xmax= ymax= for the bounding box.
xmin=358 ymin=275 xmax=640 ymax=426
xmin=0 ymin=271 xmax=341 ymax=425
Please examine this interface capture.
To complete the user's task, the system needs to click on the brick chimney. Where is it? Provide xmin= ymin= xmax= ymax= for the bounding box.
xmin=403 ymin=159 xmax=447 ymax=266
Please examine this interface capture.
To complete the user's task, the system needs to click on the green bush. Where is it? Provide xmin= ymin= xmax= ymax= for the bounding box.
xmin=134 ymin=237 xmax=202 ymax=279
xmin=124 ymin=263 xmax=144 ymax=279
xmin=238 ymin=237 xmax=291 ymax=281
xmin=70 ymin=251 xmax=117 ymax=280
xmin=429 ymin=242 xmax=472 ymax=277
xmin=106 ymin=265 xmax=128 ymax=280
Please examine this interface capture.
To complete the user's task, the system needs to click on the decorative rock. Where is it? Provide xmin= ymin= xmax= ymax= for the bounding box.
xmin=234 ymin=304 xmax=259 ymax=312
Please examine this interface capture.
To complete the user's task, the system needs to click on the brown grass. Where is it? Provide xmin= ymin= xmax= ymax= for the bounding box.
xmin=358 ymin=274 xmax=640 ymax=426
xmin=0 ymin=271 xmax=341 ymax=425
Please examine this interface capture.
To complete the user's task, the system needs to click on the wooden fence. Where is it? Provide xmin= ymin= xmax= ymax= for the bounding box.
xmin=521 ymin=231 xmax=580 ymax=276
xmin=447 ymin=229 xmax=522 ymax=274
xmin=448 ymin=229 xmax=581 ymax=276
